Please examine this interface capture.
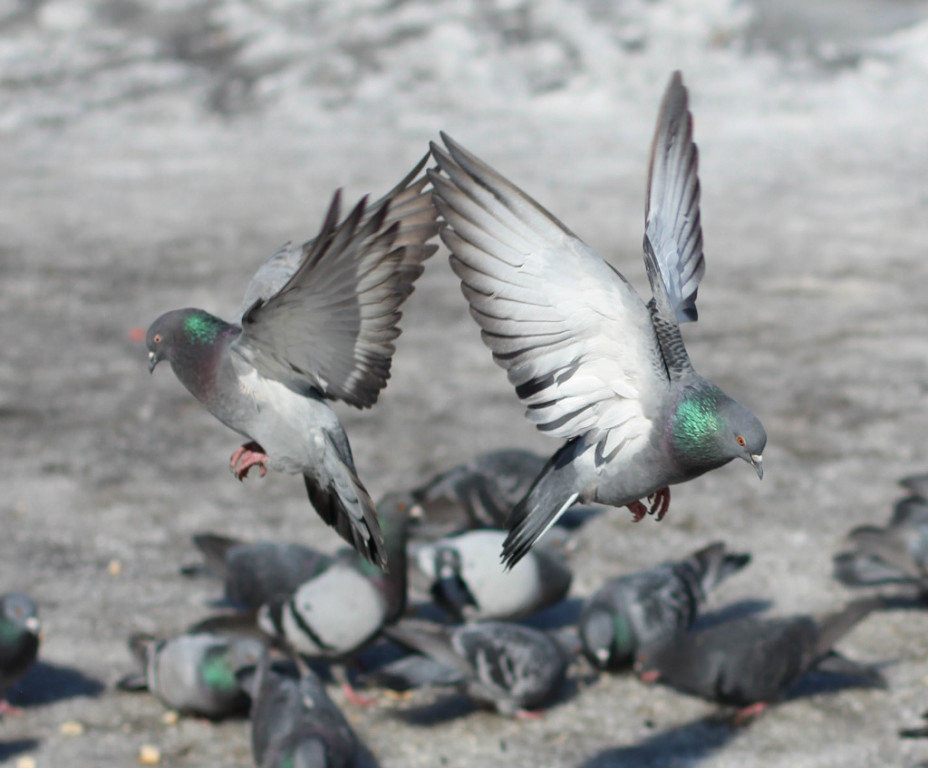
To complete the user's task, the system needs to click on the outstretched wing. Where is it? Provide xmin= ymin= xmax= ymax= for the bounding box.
xmin=430 ymin=133 xmax=667 ymax=461
xmin=235 ymin=155 xmax=439 ymax=408
xmin=643 ymin=71 xmax=705 ymax=326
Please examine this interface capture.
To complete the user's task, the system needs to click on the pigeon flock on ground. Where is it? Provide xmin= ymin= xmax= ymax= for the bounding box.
xmin=4 ymin=71 xmax=927 ymax=765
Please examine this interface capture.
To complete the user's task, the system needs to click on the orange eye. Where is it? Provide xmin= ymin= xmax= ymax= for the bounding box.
xmin=152 ymin=334 xmax=162 ymax=344
xmin=737 ymin=436 xmax=746 ymax=446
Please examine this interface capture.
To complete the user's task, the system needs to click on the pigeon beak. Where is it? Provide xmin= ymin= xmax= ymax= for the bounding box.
xmin=148 ymin=351 xmax=159 ymax=373
xmin=749 ymin=454 xmax=763 ymax=480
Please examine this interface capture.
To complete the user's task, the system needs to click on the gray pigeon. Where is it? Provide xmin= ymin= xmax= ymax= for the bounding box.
xmin=414 ymin=529 xmax=572 ymax=621
xmin=257 ymin=494 xmax=409 ymax=661
xmin=239 ymin=652 xmax=360 ymax=768
xmin=117 ymin=631 xmax=266 ymax=718
xmin=834 ymin=492 xmax=928 ymax=587
xmin=634 ymin=597 xmax=884 ymax=719
xmin=384 ymin=618 xmax=571 ymax=717
xmin=429 ymin=71 xmax=766 ymax=568
xmin=579 ymin=541 xmax=751 ymax=670
xmin=147 ymin=157 xmax=439 ymax=568
xmin=187 ymin=533 xmax=334 ymax=611
xmin=408 ymin=448 xmax=548 ymax=535
xmin=0 ymin=593 xmax=40 ymax=713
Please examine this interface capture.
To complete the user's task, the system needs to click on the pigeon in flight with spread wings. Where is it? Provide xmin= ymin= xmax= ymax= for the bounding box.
xmin=147 ymin=156 xmax=438 ymax=569
xmin=429 ymin=72 xmax=765 ymax=568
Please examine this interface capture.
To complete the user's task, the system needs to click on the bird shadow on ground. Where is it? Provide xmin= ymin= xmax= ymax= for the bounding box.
xmin=11 ymin=661 xmax=105 ymax=707
xmin=576 ymin=715 xmax=739 ymax=768
xmin=0 ymin=739 xmax=39 ymax=763
xmin=523 ymin=597 xmax=585 ymax=629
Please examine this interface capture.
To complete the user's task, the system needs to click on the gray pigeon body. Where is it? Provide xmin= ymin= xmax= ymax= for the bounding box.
xmin=190 ymin=533 xmax=334 ymax=611
xmin=240 ymin=654 xmax=359 ymax=768
xmin=834 ymin=488 xmax=928 ymax=587
xmin=147 ymin=158 xmax=439 ymax=568
xmin=258 ymin=495 xmax=409 ymax=660
xmin=117 ymin=632 xmax=266 ymax=718
xmin=0 ymin=593 xmax=40 ymax=702
xmin=384 ymin=618 xmax=569 ymax=716
xmin=635 ymin=598 xmax=883 ymax=709
xmin=429 ymin=72 xmax=765 ymax=567
xmin=414 ymin=529 xmax=572 ymax=621
xmin=579 ymin=541 xmax=750 ymax=670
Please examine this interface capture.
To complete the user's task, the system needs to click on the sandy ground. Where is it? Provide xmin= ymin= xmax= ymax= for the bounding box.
xmin=2 ymin=1 xmax=928 ymax=766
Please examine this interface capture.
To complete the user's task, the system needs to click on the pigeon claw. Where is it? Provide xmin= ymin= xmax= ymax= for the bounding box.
xmin=230 ymin=441 xmax=269 ymax=481
xmin=648 ymin=487 xmax=671 ymax=521
xmin=732 ymin=701 xmax=768 ymax=726
xmin=627 ymin=500 xmax=649 ymax=522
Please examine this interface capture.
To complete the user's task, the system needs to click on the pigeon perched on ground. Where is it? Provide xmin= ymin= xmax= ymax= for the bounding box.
xmin=834 ymin=487 xmax=928 ymax=588
xmin=146 ymin=157 xmax=439 ymax=568
xmin=117 ymin=632 xmax=266 ymax=718
xmin=414 ymin=529 xmax=572 ymax=621
xmin=429 ymin=72 xmax=765 ymax=568
xmin=384 ymin=618 xmax=572 ymax=717
xmin=579 ymin=541 xmax=751 ymax=670
xmin=184 ymin=533 xmax=334 ymax=611
xmin=634 ymin=597 xmax=884 ymax=721
xmin=257 ymin=493 xmax=410 ymax=662
xmin=0 ymin=593 xmax=40 ymax=714
xmin=239 ymin=652 xmax=360 ymax=768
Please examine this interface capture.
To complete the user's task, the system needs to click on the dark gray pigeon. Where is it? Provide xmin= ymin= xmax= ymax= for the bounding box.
xmin=834 ymin=492 xmax=928 ymax=587
xmin=186 ymin=533 xmax=334 ymax=611
xmin=117 ymin=631 xmax=266 ymax=718
xmin=634 ymin=597 xmax=884 ymax=720
xmin=429 ymin=71 xmax=766 ymax=568
xmin=239 ymin=652 xmax=360 ymax=768
xmin=384 ymin=618 xmax=571 ymax=717
xmin=579 ymin=541 xmax=751 ymax=670
xmin=257 ymin=494 xmax=409 ymax=662
xmin=407 ymin=448 xmax=548 ymax=535
xmin=414 ymin=529 xmax=572 ymax=621
xmin=0 ymin=593 xmax=40 ymax=713
xmin=147 ymin=157 xmax=439 ymax=568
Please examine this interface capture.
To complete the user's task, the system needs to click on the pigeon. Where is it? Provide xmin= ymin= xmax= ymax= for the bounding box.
xmin=146 ymin=156 xmax=439 ymax=568
xmin=900 ymin=473 xmax=928 ymax=501
xmin=414 ymin=529 xmax=572 ymax=621
xmin=634 ymin=597 xmax=884 ymax=720
xmin=579 ymin=541 xmax=751 ymax=670
xmin=0 ymin=593 xmax=40 ymax=714
xmin=117 ymin=632 xmax=266 ymax=718
xmin=428 ymin=71 xmax=766 ymax=567
xmin=834 ymin=491 xmax=928 ymax=587
xmin=384 ymin=618 xmax=571 ymax=717
xmin=257 ymin=493 xmax=410 ymax=662
xmin=185 ymin=533 xmax=334 ymax=611
xmin=239 ymin=652 xmax=360 ymax=768
xmin=407 ymin=448 xmax=548 ymax=535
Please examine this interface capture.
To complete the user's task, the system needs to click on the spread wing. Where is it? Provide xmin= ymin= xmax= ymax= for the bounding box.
xmin=234 ymin=155 xmax=439 ymax=408
xmin=643 ymin=71 xmax=705 ymax=326
xmin=430 ymin=133 xmax=668 ymax=461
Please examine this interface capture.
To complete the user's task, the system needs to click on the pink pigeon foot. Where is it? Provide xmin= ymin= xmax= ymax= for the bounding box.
xmin=627 ymin=500 xmax=649 ymax=522
xmin=0 ymin=699 xmax=23 ymax=716
xmin=342 ymin=681 xmax=377 ymax=707
xmin=732 ymin=701 xmax=768 ymax=726
xmin=515 ymin=708 xmax=544 ymax=720
xmin=230 ymin=441 xmax=268 ymax=480
xmin=648 ymin=487 xmax=671 ymax=520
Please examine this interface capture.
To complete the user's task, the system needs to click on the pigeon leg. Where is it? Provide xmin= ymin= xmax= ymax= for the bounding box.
xmin=648 ymin=487 xmax=671 ymax=520
xmin=627 ymin=501 xmax=649 ymax=522
xmin=732 ymin=701 xmax=768 ymax=726
xmin=230 ymin=441 xmax=268 ymax=480
xmin=341 ymin=680 xmax=377 ymax=707
xmin=515 ymin=708 xmax=544 ymax=720
xmin=0 ymin=699 xmax=23 ymax=716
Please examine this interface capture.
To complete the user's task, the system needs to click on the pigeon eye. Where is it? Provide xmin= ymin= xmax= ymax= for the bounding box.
xmin=736 ymin=436 xmax=745 ymax=446
xmin=152 ymin=334 xmax=162 ymax=344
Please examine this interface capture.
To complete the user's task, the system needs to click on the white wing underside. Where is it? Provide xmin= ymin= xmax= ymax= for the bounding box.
xmin=430 ymin=135 xmax=669 ymax=462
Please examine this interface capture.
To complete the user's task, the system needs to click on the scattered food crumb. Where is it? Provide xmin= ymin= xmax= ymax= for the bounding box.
xmin=139 ymin=744 xmax=161 ymax=765
xmin=108 ymin=559 xmax=122 ymax=576
xmin=161 ymin=710 xmax=179 ymax=725
xmin=15 ymin=757 xmax=36 ymax=768
xmin=60 ymin=720 xmax=84 ymax=736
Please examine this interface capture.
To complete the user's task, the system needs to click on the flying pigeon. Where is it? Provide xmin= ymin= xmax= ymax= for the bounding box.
xmin=634 ymin=597 xmax=884 ymax=721
xmin=185 ymin=532 xmax=334 ymax=611
xmin=414 ymin=528 xmax=572 ymax=621
xmin=384 ymin=618 xmax=572 ymax=717
xmin=579 ymin=541 xmax=751 ymax=670
xmin=147 ymin=156 xmax=439 ymax=568
xmin=117 ymin=631 xmax=266 ymax=718
xmin=429 ymin=71 xmax=766 ymax=567
xmin=239 ymin=652 xmax=360 ymax=768
xmin=0 ymin=593 xmax=40 ymax=714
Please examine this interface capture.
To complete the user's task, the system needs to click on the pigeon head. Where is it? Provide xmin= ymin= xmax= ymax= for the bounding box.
xmin=0 ymin=593 xmax=39 ymax=643
xmin=146 ymin=308 xmax=237 ymax=374
xmin=579 ymin=605 xmax=637 ymax=669
xmin=200 ymin=637 xmax=265 ymax=696
xmin=669 ymin=385 xmax=766 ymax=479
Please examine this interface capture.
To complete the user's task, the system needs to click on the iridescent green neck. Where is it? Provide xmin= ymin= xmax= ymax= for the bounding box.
xmin=669 ymin=387 xmax=724 ymax=463
xmin=0 ymin=618 xmax=22 ymax=644
xmin=611 ymin=613 xmax=636 ymax=662
xmin=201 ymin=655 xmax=238 ymax=693
xmin=183 ymin=312 xmax=226 ymax=345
